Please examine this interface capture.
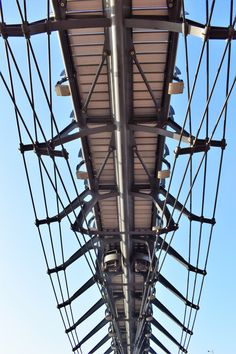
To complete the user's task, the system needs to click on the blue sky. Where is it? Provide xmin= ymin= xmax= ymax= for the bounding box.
xmin=0 ymin=1 xmax=236 ymax=354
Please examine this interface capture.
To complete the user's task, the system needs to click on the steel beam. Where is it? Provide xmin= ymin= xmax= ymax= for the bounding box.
xmin=0 ymin=17 xmax=111 ymax=37
xmin=125 ymin=17 xmax=236 ymax=40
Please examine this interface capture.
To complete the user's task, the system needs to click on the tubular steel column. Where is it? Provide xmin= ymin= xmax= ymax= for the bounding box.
xmin=107 ymin=1 xmax=134 ymax=352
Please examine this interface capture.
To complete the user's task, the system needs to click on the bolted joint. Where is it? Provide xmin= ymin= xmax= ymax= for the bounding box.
xmin=221 ymin=138 xmax=227 ymax=150
xmin=19 ymin=143 xmax=25 ymax=154
xmin=167 ymin=0 xmax=174 ymax=8
xmin=179 ymin=345 xmax=188 ymax=353
xmin=129 ymin=48 xmax=136 ymax=57
xmin=35 ymin=218 xmax=40 ymax=227
xmin=60 ymin=0 xmax=67 ymax=8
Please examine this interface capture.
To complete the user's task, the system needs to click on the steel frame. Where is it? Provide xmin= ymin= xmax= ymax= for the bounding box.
xmin=1 ymin=1 xmax=235 ymax=353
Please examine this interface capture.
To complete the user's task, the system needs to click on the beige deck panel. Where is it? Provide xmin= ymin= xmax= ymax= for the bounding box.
xmin=133 ymin=100 xmax=156 ymax=109
xmin=100 ymin=205 xmax=118 ymax=211
xmin=90 ymin=155 xmax=113 ymax=163
xmin=100 ymin=219 xmax=118 ymax=225
xmin=80 ymin=82 xmax=109 ymax=92
xmin=134 ymin=133 xmax=159 ymax=143
xmin=132 ymin=0 xmax=168 ymax=7
xmin=98 ymin=179 xmax=116 ymax=185
xmin=135 ymin=141 xmax=159 ymax=150
xmin=134 ymin=42 xmax=168 ymax=53
xmin=133 ymin=171 xmax=152 ymax=178
xmin=78 ymin=73 xmax=108 ymax=84
xmin=133 ymin=81 xmax=163 ymax=92
xmin=91 ymin=154 xmax=113 ymax=161
xmin=96 ymin=171 xmax=116 ymax=179
xmin=134 ymin=156 xmax=157 ymax=164
xmin=67 ymin=0 xmax=103 ymax=12
xmin=135 ymin=198 xmax=153 ymax=206
xmin=67 ymin=11 xmax=103 ymax=16
xmin=134 ymin=137 xmax=159 ymax=145
xmin=71 ymin=45 xmax=104 ymax=56
xmin=89 ymin=137 xmax=110 ymax=147
xmin=86 ymin=100 xmax=111 ymax=109
xmin=133 ymin=107 xmax=158 ymax=115
xmin=89 ymin=143 xmax=110 ymax=152
xmin=77 ymin=66 xmax=108 ymax=77
xmin=134 ymin=177 xmax=151 ymax=184
xmin=72 ymin=55 xmax=103 ymax=65
xmin=100 ymin=207 xmax=118 ymax=213
xmin=132 ymin=9 xmax=168 ymax=16
xmin=91 ymin=160 xmax=114 ymax=169
xmin=133 ymin=62 xmax=166 ymax=73
xmin=68 ymin=27 xmax=105 ymax=36
xmin=75 ymin=64 xmax=108 ymax=72
xmin=69 ymin=34 xmax=104 ymax=46
xmin=134 ymin=163 xmax=155 ymax=172
xmin=92 ymin=162 xmax=115 ymax=170
xmin=91 ymin=146 xmax=113 ymax=152
xmin=83 ymin=93 xmax=110 ymax=105
xmin=89 ymin=138 xmax=111 ymax=146
xmin=134 ymin=131 xmax=158 ymax=139
xmin=133 ymin=72 xmax=165 ymax=82
xmin=101 ymin=214 xmax=118 ymax=220
xmin=135 ymin=52 xmax=167 ymax=63
xmin=133 ymin=28 xmax=169 ymax=41
xmin=87 ymin=92 xmax=110 ymax=101
xmin=133 ymin=91 xmax=160 ymax=100
xmin=86 ymin=108 xmax=111 ymax=116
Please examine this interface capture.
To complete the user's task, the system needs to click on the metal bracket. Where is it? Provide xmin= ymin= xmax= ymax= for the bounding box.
xmin=130 ymin=124 xmax=192 ymax=144
xmin=20 ymin=124 xmax=115 ymax=151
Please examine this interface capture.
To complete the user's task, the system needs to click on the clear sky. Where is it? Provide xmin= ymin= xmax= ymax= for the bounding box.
xmin=0 ymin=1 xmax=235 ymax=354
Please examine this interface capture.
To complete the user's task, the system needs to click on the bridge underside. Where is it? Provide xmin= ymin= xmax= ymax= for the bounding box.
xmin=0 ymin=1 xmax=235 ymax=353
xmin=52 ymin=1 xmax=182 ymax=352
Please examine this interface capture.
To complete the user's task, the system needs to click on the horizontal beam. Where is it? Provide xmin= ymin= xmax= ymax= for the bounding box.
xmin=125 ymin=17 xmax=236 ymax=40
xmin=0 ymin=17 xmax=111 ymax=38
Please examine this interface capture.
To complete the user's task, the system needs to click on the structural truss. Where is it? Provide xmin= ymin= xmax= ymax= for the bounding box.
xmin=0 ymin=1 xmax=235 ymax=353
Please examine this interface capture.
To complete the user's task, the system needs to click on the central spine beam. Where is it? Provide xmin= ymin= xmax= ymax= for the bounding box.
xmin=108 ymin=0 xmax=134 ymax=352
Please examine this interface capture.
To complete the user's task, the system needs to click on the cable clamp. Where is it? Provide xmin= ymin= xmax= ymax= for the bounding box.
xmin=21 ymin=22 xmax=30 ymax=39
xmin=0 ymin=22 xmax=8 ymax=39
